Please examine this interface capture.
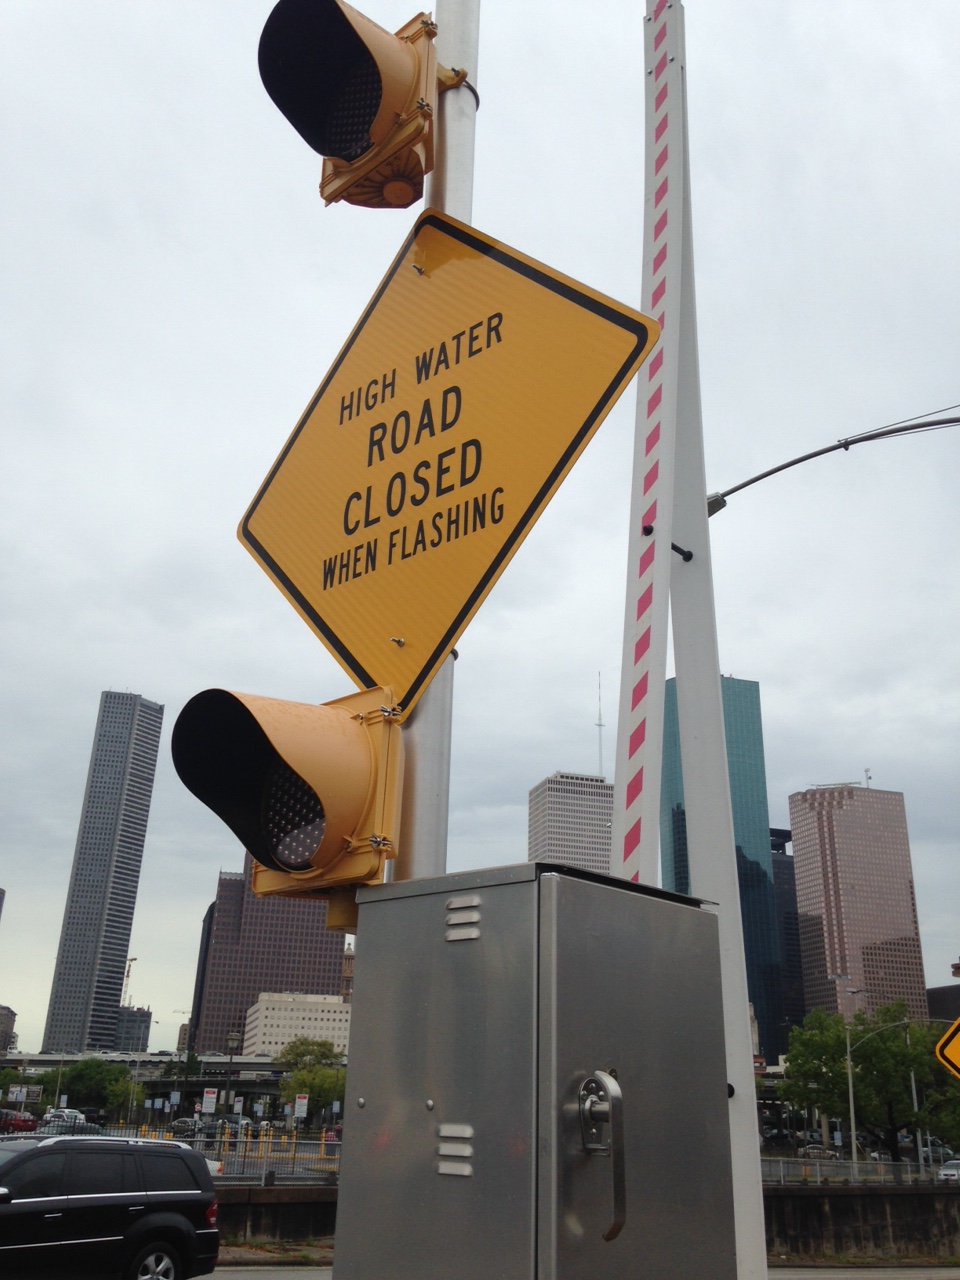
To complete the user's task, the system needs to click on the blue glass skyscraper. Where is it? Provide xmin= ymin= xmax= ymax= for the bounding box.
xmin=661 ymin=676 xmax=785 ymax=1062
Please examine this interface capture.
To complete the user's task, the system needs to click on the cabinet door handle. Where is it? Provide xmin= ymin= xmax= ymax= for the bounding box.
xmin=578 ymin=1069 xmax=625 ymax=1241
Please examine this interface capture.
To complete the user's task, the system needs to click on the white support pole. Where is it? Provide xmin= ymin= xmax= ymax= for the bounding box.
xmin=394 ymin=0 xmax=480 ymax=883
xmin=394 ymin=653 xmax=455 ymax=882
xmin=613 ymin=3 xmax=767 ymax=1275
xmin=426 ymin=0 xmax=480 ymax=224
xmin=668 ymin=172 xmax=768 ymax=1277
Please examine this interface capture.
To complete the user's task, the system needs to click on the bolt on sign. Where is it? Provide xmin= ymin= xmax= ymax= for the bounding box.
xmin=241 ymin=210 xmax=660 ymax=717
xmin=936 ymin=1016 xmax=960 ymax=1081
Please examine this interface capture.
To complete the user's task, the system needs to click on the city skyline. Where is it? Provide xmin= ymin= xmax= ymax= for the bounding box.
xmin=1 ymin=3 xmax=958 ymax=1050
xmin=42 ymin=692 xmax=164 ymax=1053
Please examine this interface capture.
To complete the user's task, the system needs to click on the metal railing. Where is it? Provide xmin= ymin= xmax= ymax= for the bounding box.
xmin=43 ymin=1121 xmax=344 ymax=1186
xmin=157 ymin=1127 xmax=342 ymax=1186
xmin=195 ymin=1134 xmax=342 ymax=1185
xmin=761 ymin=1156 xmax=953 ymax=1186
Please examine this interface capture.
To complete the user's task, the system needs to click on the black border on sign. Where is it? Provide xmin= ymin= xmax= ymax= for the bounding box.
xmin=936 ymin=1017 xmax=960 ymax=1079
xmin=240 ymin=211 xmax=653 ymax=713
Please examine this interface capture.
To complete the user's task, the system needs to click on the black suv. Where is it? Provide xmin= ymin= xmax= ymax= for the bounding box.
xmin=0 ymin=1134 xmax=218 ymax=1278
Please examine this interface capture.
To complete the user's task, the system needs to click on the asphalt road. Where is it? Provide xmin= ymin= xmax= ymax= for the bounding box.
xmin=212 ymin=1270 xmax=960 ymax=1279
xmin=215 ymin=1271 xmax=332 ymax=1279
xmin=774 ymin=1273 xmax=960 ymax=1280
xmin=773 ymin=1269 xmax=960 ymax=1280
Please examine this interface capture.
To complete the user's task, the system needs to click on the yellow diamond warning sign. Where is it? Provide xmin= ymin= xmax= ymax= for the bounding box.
xmin=936 ymin=1016 xmax=960 ymax=1081
xmin=240 ymin=210 xmax=659 ymax=716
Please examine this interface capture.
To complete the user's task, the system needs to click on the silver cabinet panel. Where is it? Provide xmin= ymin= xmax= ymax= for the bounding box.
xmin=336 ymin=877 xmax=539 ymax=1280
xmin=538 ymin=872 xmax=736 ymax=1279
xmin=337 ymin=865 xmax=736 ymax=1279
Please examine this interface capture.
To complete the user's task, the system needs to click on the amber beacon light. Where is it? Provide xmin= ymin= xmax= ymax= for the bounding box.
xmin=258 ymin=0 xmax=466 ymax=208
xmin=171 ymin=686 xmax=404 ymax=921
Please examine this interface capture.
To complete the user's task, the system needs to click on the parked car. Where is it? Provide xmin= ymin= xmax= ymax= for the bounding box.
xmin=0 ymin=1133 xmax=219 ymax=1278
xmin=0 ymin=1111 xmax=37 ymax=1135
xmin=937 ymin=1159 xmax=960 ymax=1185
xmin=42 ymin=1108 xmax=85 ymax=1124
xmin=171 ymin=1117 xmax=203 ymax=1136
xmin=928 ymin=1138 xmax=955 ymax=1164
xmin=35 ymin=1119 xmax=104 ymax=1135
xmin=797 ymin=1144 xmax=839 ymax=1160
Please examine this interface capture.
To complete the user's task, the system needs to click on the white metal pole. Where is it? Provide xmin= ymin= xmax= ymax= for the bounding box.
xmin=426 ymin=0 xmax=480 ymax=223
xmin=846 ymin=1025 xmax=858 ymax=1178
xmin=668 ymin=199 xmax=768 ymax=1277
xmin=394 ymin=0 xmax=480 ymax=882
xmin=612 ymin=4 xmax=767 ymax=1274
xmin=906 ymin=1027 xmax=924 ymax=1175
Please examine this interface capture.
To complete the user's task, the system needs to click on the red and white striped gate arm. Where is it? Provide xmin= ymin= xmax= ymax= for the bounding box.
xmin=612 ymin=0 xmax=686 ymax=885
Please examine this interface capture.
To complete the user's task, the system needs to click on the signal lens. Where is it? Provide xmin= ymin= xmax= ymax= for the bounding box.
xmin=263 ymin=760 xmax=326 ymax=869
xmin=324 ymin=55 xmax=380 ymax=159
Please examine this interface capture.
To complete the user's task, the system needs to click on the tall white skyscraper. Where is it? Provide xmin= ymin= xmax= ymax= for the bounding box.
xmin=42 ymin=691 xmax=163 ymax=1052
xmin=527 ymin=771 xmax=613 ymax=875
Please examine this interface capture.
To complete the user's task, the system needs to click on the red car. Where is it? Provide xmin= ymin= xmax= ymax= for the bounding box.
xmin=0 ymin=1108 xmax=38 ymax=1133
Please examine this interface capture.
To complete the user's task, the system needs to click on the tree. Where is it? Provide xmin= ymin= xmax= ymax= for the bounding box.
xmin=0 ymin=1067 xmax=21 ymax=1098
xmin=33 ymin=1057 xmax=135 ymax=1119
xmin=778 ymin=1002 xmax=956 ymax=1161
xmin=274 ymin=1038 xmax=345 ymax=1128
xmin=274 ymin=1037 xmax=341 ymax=1072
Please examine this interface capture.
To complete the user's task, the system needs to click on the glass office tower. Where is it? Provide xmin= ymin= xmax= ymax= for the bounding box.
xmin=661 ymin=676 xmax=785 ymax=1062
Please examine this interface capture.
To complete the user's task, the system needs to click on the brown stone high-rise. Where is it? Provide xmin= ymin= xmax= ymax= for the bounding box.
xmin=789 ymin=785 xmax=926 ymax=1021
xmin=190 ymin=854 xmax=345 ymax=1053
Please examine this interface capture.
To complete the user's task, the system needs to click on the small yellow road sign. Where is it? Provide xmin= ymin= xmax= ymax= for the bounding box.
xmin=935 ymin=1015 xmax=960 ymax=1081
xmin=241 ymin=210 xmax=659 ymax=716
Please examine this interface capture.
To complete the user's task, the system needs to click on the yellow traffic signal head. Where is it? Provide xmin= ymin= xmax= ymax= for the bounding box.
xmin=171 ymin=685 xmax=403 ymax=894
xmin=259 ymin=0 xmax=463 ymax=208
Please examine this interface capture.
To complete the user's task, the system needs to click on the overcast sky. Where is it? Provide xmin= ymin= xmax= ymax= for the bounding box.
xmin=2 ymin=1 xmax=958 ymax=1054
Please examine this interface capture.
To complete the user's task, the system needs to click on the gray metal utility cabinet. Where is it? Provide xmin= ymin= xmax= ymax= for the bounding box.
xmin=336 ymin=862 xmax=736 ymax=1279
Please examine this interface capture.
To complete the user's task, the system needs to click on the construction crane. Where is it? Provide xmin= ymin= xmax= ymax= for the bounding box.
xmin=122 ymin=957 xmax=137 ymax=1007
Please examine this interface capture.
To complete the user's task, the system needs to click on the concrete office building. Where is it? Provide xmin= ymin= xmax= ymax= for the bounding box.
xmin=527 ymin=772 xmax=613 ymax=875
xmin=243 ymin=992 xmax=351 ymax=1057
xmin=42 ymin=692 xmax=164 ymax=1053
xmin=190 ymin=855 xmax=346 ymax=1054
xmin=789 ymin=784 xmax=927 ymax=1021
xmin=928 ymin=985 xmax=960 ymax=1024
xmin=661 ymin=676 xmax=785 ymax=1063
xmin=115 ymin=1005 xmax=153 ymax=1053
xmin=341 ymin=943 xmax=354 ymax=1005
xmin=0 ymin=1006 xmax=16 ymax=1053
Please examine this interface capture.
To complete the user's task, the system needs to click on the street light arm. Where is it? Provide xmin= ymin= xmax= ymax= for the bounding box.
xmin=849 ymin=1016 xmax=955 ymax=1055
xmin=849 ymin=1018 xmax=912 ymax=1055
xmin=708 ymin=416 xmax=960 ymax=514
